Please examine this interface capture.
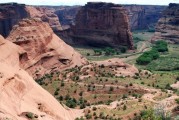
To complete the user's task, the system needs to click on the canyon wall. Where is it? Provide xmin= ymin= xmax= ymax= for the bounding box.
xmin=0 ymin=3 xmax=29 ymax=37
xmin=152 ymin=3 xmax=179 ymax=43
xmin=124 ymin=5 xmax=167 ymax=30
xmin=0 ymin=3 xmax=62 ymax=37
xmin=54 ymin=6 xmax=81 ymax=30
xmin=50 ymin=5 xmax=166 ymax=31
xmin=71 ymin=2 xmax=133 ymax=49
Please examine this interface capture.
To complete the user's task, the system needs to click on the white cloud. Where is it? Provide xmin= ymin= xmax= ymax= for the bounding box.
xmin=0 ymin=0 xmax=179 ymax=5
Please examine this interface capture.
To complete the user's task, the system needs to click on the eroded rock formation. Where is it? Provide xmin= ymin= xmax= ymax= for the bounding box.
xmin=0 ymin=3 xmax=63 ymax=37
xmin=26 ymin=6 xmax=63 ymax=33
xmin=124 ymin=5 xmax=166 ymax=30
xmin=7 ymin=18 xmax=87 ymax=78
xmin=0 ymin=35 xmax=83 ymax=120
xmin=152 ymin=3 xmax=179 ymax=43
xmin=71 ymin=2 xmax=133 ymax=49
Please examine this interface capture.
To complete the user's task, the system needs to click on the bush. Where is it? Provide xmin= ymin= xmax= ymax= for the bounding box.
xmin=120 ymin=46 xmax=127 ymax=53
xmin=66 ymin=98 xmax=77 ymax=108
xmin=79 ymin=91 xmax=83 ymax=96
xmin=85 ymin=114 xmax=92 ymax=119
xmin=86 ymin=53 xmax=90 ymax=56
xmin=26 ymin=112 xmax=34 ymax=119
xmin=123 ymin=105 xmax=127 ymax=110
xmin=109 ymin=86 xmax=114 ymax=92
xmin=54 ymin=90 xmax=59 ymax=96
xmin=175 ymin=99 xmax=179 ymax=104
xmin=154 ymin=40 xmax=168 ymax=52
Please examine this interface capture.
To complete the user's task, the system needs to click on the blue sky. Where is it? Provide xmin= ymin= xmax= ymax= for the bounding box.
xmin=0 ymin=0 xmax=179 ymax=5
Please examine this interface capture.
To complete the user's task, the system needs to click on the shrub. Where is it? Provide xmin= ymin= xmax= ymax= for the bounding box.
xmin=154 ymin=40 xmax=168 ymax=52
xmin=109 ymin=86 xmax=114 ymax=92
xmin=26 ymin=112 xmax=34 ymax=119
xmin=79 ymin=91 xmax=83 ymax=96
xmin=54 ymin=90 xmax=59 ymax=96
xmin=66 ymin=98 xmax=77 ymax=108
xmin=123 ymin=105 xmax=127 ymax=110
xmin=85 ymin=114 xmax=92 ymax=119
xmin=175 ymin=99 xmax=179 ymax=104
xmin=120 ymin=46 xmax=127 ymax=53
xmin=86 ymin=53 xmax=90 ymax=56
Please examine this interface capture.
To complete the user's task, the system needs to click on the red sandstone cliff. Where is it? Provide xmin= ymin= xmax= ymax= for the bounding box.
xmin=0 ymin=3 xmax=29 ymax=37
xmin=71 ymin=2 xmax=133 ymax=49
xmin=124 ymin=5 xmax=166 ymax=30
xmin=0 ymin=3 xmax=62 ymax=37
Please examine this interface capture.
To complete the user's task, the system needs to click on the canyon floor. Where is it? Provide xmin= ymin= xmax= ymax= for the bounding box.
xmin=35 ymin=30 xmax=179 ymax=120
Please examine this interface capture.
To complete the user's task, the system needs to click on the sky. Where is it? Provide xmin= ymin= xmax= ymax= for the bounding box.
xmin=0 ymin=0 xmax=179 ymax=6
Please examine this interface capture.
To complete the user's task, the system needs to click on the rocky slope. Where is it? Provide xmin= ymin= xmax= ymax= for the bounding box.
xmin=0 ymin=3 xmax=62 ymax=37
xmin=152 ymin=3 xmax=179 ymax=43
xmin=71 ymin=2 xmax=133 ymax=49
xmin=7 ymin=18 xmax=87 ymax=78
xmin=124 ymin=5 xmax=166 ymax=30
xmin=0 ymin=3 xmax=29 ymax=37
xmin=0 ymin=35 xmax=83 ymax=120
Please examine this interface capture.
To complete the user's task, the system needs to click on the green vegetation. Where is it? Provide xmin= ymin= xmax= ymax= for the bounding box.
xmin=146 ymin=44 xmax=179 ymax=71
xmin=136 ymin=40 xmax=168 ymax=65
xmin=154 ymin=40 xmax=168 ymax=52
xmin=139 ymin=108 xmax=171 ymax=120
xmin=136 ymin=49 xmax=159 ymax=65
xmin=26 ymin=112 xmax=34 ymax=119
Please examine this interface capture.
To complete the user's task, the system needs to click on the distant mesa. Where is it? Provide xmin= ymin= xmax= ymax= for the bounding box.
xmin=70 ymin=2 xmax=134 ymax=49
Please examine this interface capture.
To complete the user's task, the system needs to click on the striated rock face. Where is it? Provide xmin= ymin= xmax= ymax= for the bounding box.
xmin=71 ymin=2 xmax=133 ymax=49
xmin=124 ymin=5 xmax=167 ymax=30
xmin=152 ymin=3 xmax=179 ymax=43
xmin=26 ymin=6 xmax=63 ymax=33
xmin=0 ymin=3 xmax=29 ymax=37
xmin=54 ymin=6 xmax=81 ymax=30
xmin=0 ymin=3 xmax=63 ymax=37
xmin=7 ymin=18 xmax=87 ymax=78
xmin=0 ymin=35 xmax=83 ymax=120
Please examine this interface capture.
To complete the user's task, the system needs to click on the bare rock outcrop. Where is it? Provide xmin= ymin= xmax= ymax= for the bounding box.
xmin=26 ymin=6 xmax=63 ymax=33
xmin=7 ymin=18 xmax=87 ymax=78
xmin=0 ymin=35 xmax=83 ymax=120
xmin=152 ymin=3 xmax=179 ymax=43
xmin=71 ymin=2 xmax=133 ymax=49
